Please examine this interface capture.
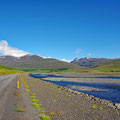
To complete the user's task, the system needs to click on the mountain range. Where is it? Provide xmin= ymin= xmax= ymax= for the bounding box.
xmin=0 ymin=55 xmax=120 ymax=73
xmin=71 ymin=57 xmax=120 ymax=72
xmin=71 ymin=57 xmax=112 ymax=67
xmin=0 ymin=55 xmax=83 ymax=71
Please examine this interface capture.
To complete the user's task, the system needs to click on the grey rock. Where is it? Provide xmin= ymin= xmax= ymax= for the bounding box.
xmin=115 ymin=103 xmax=120 ymax=110
xmin=107 ymin=103 xmax=116 ymax=109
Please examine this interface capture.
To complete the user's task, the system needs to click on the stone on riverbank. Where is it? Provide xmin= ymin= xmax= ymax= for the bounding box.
xmin=115 ymin=103 xmax=120 ymax=110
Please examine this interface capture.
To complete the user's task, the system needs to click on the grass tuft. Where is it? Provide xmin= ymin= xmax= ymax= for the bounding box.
xmin=25 ymin=89 xmax=30 ymax=93
xmin=32 ymin=103 xmax=41 ymax=109
xmin=49 ymin=112 xmax=56 ymax=116
xmin=31 ymin=92 xmax=37 ymax=96
xmin=25 ymin=85 xmax=29 ymax=88
xmin=99 ymin=107 xmax=103 ymax=111
xmin=40 ymin=115 xmax=51 ymax=120
xmin=41 ymin=110 xmax=46 ymax=114
xmin=16 ymin=108 xmax=24 ymax=112
xmin=66 ymin=94 xmax=71 ymax=97
xmin=92 ymin=104 xmax=97 ymax=110
xmin=32 ymin=99 xmax=39 ymax=103
xmin=30 ymin=95 xmax=37 ymax=99
xmin=93 ymin=118 xmax=98 ymax=120
xmin=57 ymin=88 xmax=61 ymax=91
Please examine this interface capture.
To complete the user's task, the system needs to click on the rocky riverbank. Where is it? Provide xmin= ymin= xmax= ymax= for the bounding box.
xmin=22 ymin=74 xmax=120 ymax=120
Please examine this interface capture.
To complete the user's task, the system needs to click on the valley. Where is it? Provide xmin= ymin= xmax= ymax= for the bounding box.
xmin=0 ymin=55 xmax=120 ymax=120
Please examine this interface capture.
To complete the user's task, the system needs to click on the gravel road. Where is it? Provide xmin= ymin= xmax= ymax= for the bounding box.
xmin=0 ymin=74 xmax=40 ymax=120
xmin=0 ymin=74 xmax=18 ymax=120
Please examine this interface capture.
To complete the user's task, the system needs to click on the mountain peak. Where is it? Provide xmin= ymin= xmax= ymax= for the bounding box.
xmin=71 ymin=57 xmax=112 ymax=67
xmin=0 ymin=54 xmax=81 ymax=70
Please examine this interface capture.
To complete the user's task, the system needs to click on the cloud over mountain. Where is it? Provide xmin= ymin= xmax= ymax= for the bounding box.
xmin=0 ymin=40 xmax=30 ymax=57
xmin=61 ymin=59 xmax=72 ymax=63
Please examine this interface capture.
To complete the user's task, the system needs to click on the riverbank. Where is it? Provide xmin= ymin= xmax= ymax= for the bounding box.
xmin=30 ymin=73 xmax=120 ymax=103
xmin=22 ymin=74 xmax=120 ymax=120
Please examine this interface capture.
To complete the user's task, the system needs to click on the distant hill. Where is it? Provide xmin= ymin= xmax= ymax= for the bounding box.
xmin=0 ymin=64 xmax=21 ymax=75
xmin=0 ymin=55 xmax=84 ymax=72
xmin=71 ymin=57 xmax=120 ymax=73
xmin=1 ymin=55 xmax=120 ymax=74
xmin=92 ymin=59 xmax=120 ymax=73
xmin=71 ymin=58 xmax=112 ymax=68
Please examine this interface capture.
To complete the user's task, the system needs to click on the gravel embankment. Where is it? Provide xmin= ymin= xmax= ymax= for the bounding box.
xmin=22 ymin=74 xmax=120 ymax=120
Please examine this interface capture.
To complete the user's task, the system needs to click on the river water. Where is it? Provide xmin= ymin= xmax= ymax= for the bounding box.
xmin=29 ymin=74 xmax=120 ymax=103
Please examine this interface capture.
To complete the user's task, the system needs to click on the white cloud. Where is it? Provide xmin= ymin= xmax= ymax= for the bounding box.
xmin=42 ymin=56 xmax=52 ymax=59
xmin=41 ymin=56 xmax=72 ymax=63
xmin=0 ymin=40 xmax=30 ymax=57
xmin=42 ymin=56 xmax=72 ymax=63
xmin=61 ymin=59 xmax=72 ymax=63
xmin=74 ymin=49 xmax=82 ymax=54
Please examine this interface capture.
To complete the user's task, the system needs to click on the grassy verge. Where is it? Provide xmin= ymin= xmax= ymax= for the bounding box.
xmin=20 ymin=75 xmax=51 ymax=120
xmin=21 ymin=68 xmax=73 ymax=73
xmin=21 ymin=67 xmax=120 ymax=75
xmin=0 ymin=65 xmax=22 ymax=75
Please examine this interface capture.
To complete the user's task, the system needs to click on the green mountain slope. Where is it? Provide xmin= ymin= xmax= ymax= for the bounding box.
xmin=0 ymin=65 xmax=21 ymax=75
xmin=1 ymin=55 xmax=120 ymax=74
xmin=90 ymin=59 xmax=120 ymax=73
xmin=0 ymin=55 xmax=86 ymax=73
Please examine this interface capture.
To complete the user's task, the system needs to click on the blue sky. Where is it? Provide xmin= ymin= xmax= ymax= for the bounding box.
xmin=0 ymin=0 xmax=120 ymax=61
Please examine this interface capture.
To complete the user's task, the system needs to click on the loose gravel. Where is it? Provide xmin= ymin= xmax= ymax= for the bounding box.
xmin=22 ymin=74 xmax=120 ymax=120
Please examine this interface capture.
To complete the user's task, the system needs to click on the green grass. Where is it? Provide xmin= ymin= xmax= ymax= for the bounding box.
xmin=41 ymin=110 xmax=46 ymax=114
xmin=66 ymin=94 xmax=71 ymax=98
xmin=32 ymin=103 xmax=41 ymax=109
xmin=25 ymin=89 xmax=30 ymax=93
xmin=37 ymin=108 xmax=46 ymax=113
xmin=89 ymin=64 xmax=120 ymax=73
xmin=92 ymin=104 xmax=97 ymax=110
xmin=16 ymin=108 xmax=24 ymax=112
xmin=40 ymin=115 xmax=51 ymax=120
xmin=0 ymin=65 xmax=22 ymax=75
xmin=21 ymin=68 xmax=73 ymax=73
xmin=25 ymin=84 xmax=29 ymax=88
xmin=99 ymin=107 xmax=103 ymax=111
xmin=31 ymin=92 xmax=37 ymax=96
xmin=49 ymin=112 xmax=56 ymax=116
xmin=93 ymin=118 xmax=98 ymax=120
xmin=32 ymin=99 xmax=39 ymax=103
xmin=19 ymin=59 xmax=120 ymax=74
xmin=56 ymin=88 xmax=61 ymax=91
xmin=87 ymin=59 xmax=120 ymax=74
xmin=30 ymin=95 xmax=37 ymax=99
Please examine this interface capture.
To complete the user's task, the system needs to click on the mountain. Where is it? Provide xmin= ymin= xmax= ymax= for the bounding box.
xmin=0 ymin=64 xmax=21 ymax=75
xmin=0 ymin=55 xmax=84 ymax=71
xmin=71 ymin=57 xmax=112 ymax=68
xmin=71 ymin=57 xmax=120 ymax=73
xmin=92 ymin=59 xmax=120 ymax=72
xmin=1 ymin=55 xmax=120 ymax=73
